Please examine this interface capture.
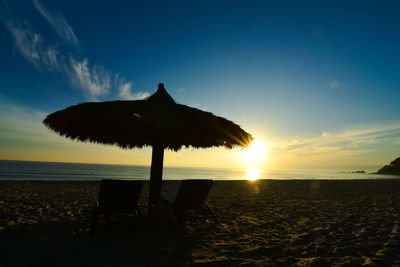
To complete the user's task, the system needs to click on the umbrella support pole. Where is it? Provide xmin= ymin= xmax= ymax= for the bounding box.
xmin=149 ymin=145 xmax=164 ymax=213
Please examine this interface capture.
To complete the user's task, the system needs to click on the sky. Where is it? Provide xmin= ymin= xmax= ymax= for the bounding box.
xmin=0 ymin=0 xmax=399 ymax=172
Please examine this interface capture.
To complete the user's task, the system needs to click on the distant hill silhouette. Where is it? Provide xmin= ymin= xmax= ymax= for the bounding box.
xmin=376 ymin=157 xmax=400 ymax=175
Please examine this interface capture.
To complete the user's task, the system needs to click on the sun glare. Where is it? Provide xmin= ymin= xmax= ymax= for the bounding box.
xmin=241 ymin=140 xmax=268 ymax=181
xmin=242 ymin=139 xmax=268 ymax=167
xmin=246 ymin=168 xmax=260 ymax=181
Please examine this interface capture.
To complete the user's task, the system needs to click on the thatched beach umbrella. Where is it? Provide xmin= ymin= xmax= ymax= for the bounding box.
xmin=43 ymin=83 xmax=253 ymax=207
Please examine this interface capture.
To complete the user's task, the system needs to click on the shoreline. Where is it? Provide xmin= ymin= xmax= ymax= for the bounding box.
xmin=4 ymin=159 xmax=400 ymax=181
xmin=0 ymin=177 xmax=400 ymax=183
xmin=1 ymin=179 xmax=400 ymax=265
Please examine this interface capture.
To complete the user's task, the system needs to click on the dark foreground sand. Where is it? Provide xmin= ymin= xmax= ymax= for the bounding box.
xmin=1 ymin=179 xmax=400 ymax=266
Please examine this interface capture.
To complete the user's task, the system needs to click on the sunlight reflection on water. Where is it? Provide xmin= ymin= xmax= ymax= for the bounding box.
xmin=1 ymin=160 xmax=400 ymax=181
xmin=246 ymin=168 xmax=260 ymax=181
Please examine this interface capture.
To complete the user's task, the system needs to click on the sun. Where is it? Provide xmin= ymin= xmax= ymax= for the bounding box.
xmin=239 ymin=139 xmax=269 ymax=181
xmin=246 ymin=168 xmax=260 ymax=181
xmin=242 ymin=139 xmax=268 ymax=166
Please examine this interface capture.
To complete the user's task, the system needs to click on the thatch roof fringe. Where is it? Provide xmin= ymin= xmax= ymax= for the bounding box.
xmin=43 ymin=84 xmax=253 ymax=151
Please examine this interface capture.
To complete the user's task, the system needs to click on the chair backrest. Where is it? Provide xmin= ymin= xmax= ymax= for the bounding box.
xmin=173 ymin=179 xmax=213 ymax=210
xmin=98 ymin=179 xmax=143 ymax=215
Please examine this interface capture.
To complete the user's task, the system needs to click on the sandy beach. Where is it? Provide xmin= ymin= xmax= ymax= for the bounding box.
xmin=1 ymin=179 xmax=400 ymax=266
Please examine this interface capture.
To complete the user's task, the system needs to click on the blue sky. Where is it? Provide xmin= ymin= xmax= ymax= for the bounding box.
xmin=1 ymin=0 xmax=400 ymax=171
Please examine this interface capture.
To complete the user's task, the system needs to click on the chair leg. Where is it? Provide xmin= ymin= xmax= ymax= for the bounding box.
xmin=204 ymin=202 xmax=218 ymax=223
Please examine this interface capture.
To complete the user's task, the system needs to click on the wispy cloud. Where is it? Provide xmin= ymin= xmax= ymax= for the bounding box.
xmin=188 ymin=101 xmax=210 ymax=111
xmin=269 ymin=122 xmax=400 ymax=161
xmin=4 ymin=20 xmax=61 ymax=72
xmin=118 ymin=81 xmax=150 ymax=100
xmin=32 ymin=0 xmax=78 ymax=46
xmin=68 ymin=58 xmax=111 ymax=98
xmin=263 ymin=122 xmax=400 ymax=170
xmin=0 ymin=98 xmax=51 ymax=143
xmin=0 ymin=0 xmax=148 ymax=100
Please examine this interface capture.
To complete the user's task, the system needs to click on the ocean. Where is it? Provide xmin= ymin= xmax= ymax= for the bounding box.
xmin=0 ymin=160 xmax=399 ymax=181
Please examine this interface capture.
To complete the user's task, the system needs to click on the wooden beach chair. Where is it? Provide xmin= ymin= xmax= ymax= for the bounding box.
xmin=90 ymin=179 xmax=143 ymax=234
xmin=172 ymin=179 xmax=217 ymax=222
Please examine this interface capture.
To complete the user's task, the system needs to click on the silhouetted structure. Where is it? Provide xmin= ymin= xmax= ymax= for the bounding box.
xmin=91 ymin=179 xmax=143 ymax=234
xmin=43 ymin=83 xmax=253 ymax=209
xmin=376 ymin=157 xmax=400 ymax=175
xmin=173 ymin=179 xmax=216 ymax=222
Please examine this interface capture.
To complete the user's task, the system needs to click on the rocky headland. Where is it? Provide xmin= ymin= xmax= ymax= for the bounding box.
xmin=376 ymin=157 xmax=400 ymax=175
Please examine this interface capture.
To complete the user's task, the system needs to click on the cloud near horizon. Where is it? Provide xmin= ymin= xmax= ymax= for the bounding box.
xmin=284 ymin=123 xmax=400 ymax=153
xmin=0 ymin=0 xmax=148 ymax=100
xmin=264 ymin=122 xmax=400 ymax=169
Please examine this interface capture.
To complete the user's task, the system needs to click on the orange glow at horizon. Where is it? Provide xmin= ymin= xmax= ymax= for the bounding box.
xmin=246 ymin=168 xmax=260 ymax=181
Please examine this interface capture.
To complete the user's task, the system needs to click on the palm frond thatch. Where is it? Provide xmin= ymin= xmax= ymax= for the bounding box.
xmin=43 ymin=84 xmax=253 ymax=151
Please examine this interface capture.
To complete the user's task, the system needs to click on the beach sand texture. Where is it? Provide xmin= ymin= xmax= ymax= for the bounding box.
xmin=1 ymin=179 xmax=400 ymax=266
